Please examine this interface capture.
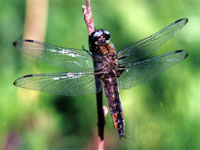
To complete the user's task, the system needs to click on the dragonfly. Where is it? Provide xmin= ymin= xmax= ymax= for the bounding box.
xmin=13 ymin=18 xmax=188 ymax=138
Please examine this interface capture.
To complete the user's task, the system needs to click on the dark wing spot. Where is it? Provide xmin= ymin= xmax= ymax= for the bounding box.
xmin=13 ymin=80 xmax=17 ymax=85
xmin=174 ymin=18 xmax=183 ymax=24
xmin=24 ymin=39 xmax=34 ymax=43
xmin=13 ymin=41 xmax=17 ymax=47
xmin=175 ymin=50 xmax=189 ymax=59
xmin=23 ymin=74 xmax=33 ymax=78
xmin=184 ymin=52 xmax=189 ymax=59
xmin=174 ymin=18 xmax=188 ymax=25
xmin=13 ymin=74 xmax=33 ymax=85
xmin=184 ymin=18 xmax=189 ymax=25
xmin=175 ymin=50 xmax=183 ymax=53
xmin=13 ymin=39 xmax=35 ymax=47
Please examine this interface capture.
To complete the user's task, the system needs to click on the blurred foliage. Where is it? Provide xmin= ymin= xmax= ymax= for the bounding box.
xmin=0 ymin=0 xmax=200 ymax=149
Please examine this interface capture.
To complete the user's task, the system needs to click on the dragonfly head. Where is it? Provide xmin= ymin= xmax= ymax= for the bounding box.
xmin=91 ymin=29 xmax=110 ymax=46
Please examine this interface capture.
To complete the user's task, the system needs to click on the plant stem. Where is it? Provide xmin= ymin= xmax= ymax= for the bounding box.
xmin=82 ymin=0 xmax=106 ymax=149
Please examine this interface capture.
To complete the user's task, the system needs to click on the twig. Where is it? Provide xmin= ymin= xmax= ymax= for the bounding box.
xmin=82 ymin=0 xmax=106 ymax=149
xmin=82 ymin=0 xmax=95 ymax=35
xmin=97 ymin=106 xmax=108 ymax=149
xmin=96 ymin=85 xmax=105 ymax=149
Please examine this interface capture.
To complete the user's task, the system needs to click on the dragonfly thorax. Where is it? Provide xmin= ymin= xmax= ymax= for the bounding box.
xmin=95 ymin=54 xmax=123 ymax=80
xmin=89 ymin=29 xmax=123 ymax=79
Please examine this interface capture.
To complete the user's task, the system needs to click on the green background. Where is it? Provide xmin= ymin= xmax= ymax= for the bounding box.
xmin=0 ymin=0 xmax=199 ymax=149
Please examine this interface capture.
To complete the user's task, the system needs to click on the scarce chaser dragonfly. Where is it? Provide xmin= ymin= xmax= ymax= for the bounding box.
xmin=13 ymin=18 xmax=188 ymax=138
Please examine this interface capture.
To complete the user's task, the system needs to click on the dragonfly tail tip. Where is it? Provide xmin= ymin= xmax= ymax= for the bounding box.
xmin=119 ymin=133 xmax=126 ymax=139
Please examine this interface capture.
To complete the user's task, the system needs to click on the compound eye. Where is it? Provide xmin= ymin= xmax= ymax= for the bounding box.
xmin=104 ymin=30 xmax=110 ymax=35
xmin=93 ymin=30 xmax=103 ymax=38
xmin=104 ymin=33 xmax=110 ymax=41
xmin=103 ymin=30 xmax=110 ymax=40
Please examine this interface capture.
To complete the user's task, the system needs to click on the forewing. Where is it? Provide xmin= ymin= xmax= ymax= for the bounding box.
xmin=13 ymin=70 xmax=102 ymax=96
xmin=118 ymin=50 xmax=188 ymax=89
xmin=13 ymin=40 xmax=93 ymax=71
xmin=117 ymin=18 xmax=188 ymax=64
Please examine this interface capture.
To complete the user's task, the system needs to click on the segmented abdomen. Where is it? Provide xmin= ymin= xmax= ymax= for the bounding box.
xmin=103 ymin=77 xmax=125 ymax=138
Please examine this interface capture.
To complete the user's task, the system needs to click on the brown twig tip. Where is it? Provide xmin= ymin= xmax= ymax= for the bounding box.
xmin=82 ymin=5 xmax=87 ymax=14
xmin=82 ymin=0 xmax=95 ymax=35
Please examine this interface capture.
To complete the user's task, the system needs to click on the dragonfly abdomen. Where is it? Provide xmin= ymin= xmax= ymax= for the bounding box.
xmin=103 ymin=77 xmax=125 ymax=138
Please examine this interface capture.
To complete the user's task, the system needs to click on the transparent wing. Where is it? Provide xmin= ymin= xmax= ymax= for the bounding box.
xmin=13 ymin=40 xmax=93 ymax=71
xmin=13 ymin=70 xmax=102 ymax=96
xmin=118 ymin=50 xmax=188 ymax=89
xmin=117 ymin=18 xmax=188 ymax=64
